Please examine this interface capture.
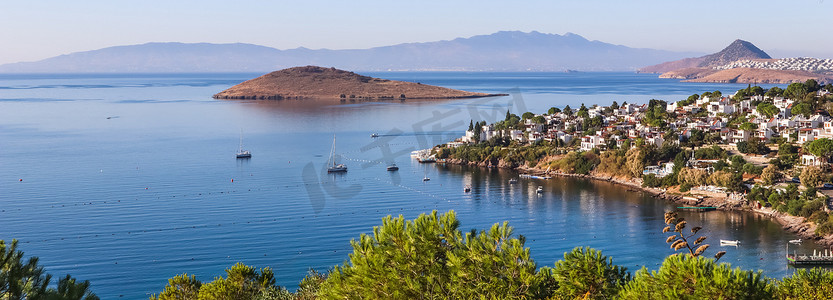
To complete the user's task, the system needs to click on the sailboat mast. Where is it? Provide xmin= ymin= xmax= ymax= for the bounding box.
xmin=330 ymin=134 xmax=337 ymax=167
xmin=239 ymin=131 xmax=243 ymax=152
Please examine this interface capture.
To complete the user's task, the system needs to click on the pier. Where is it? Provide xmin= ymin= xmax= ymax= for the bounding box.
xmin=786 ymin=244 xmax=833 ymax=266
xmin=677 ymin=206 xmax=717 ymax=211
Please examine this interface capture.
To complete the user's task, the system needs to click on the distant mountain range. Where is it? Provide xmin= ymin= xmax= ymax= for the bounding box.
xmin=0 ymin=31 xmax=701 ymax=73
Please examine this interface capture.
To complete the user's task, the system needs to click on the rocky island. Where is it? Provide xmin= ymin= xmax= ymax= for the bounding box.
xmin=641 ymin=40 xmax=833 ymax=84
xmin=213 ymin=66 xmax=507 ymax=100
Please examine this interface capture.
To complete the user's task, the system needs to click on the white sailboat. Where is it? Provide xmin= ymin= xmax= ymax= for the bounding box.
xmin=236 ymin=130 xmax=251 ymax=158
xmin=327 ymin=135 xmax=347 ymax=173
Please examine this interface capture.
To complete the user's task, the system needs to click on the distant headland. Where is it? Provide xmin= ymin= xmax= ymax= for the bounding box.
xmin=212 ymin=66 xmax=507 ymax=100
xmin=640 ymin=40 xmax=833 ymax=84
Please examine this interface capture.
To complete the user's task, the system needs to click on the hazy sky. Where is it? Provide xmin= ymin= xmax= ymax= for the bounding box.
xmin=1 ymin=0 xmax=831 ymax=65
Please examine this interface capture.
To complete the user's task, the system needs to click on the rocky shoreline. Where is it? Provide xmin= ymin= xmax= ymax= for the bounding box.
xmin=442 ymin=157 xmax=833 ymax=247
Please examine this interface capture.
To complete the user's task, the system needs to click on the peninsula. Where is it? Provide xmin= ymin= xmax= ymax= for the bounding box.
xmin=213 ymin=66 xmax=506 ymax=100
xmin=641 ymin=40 xmax=833 ymax=84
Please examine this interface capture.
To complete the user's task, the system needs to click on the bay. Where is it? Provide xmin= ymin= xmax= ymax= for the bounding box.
xmin=0 ymin=72 xmax=814 ymax=299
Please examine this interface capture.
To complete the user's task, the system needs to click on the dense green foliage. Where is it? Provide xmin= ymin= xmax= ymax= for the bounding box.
xmin=776 ymin=268 xmax=833 ymax=299
xmin=10 ymin=206 xmax=833 ymax=300
xmin=437 ymin=138 xmax=555 ymax=167
xmin=318 ymin=211 xmax=542 ymax=299
xmin=1 ymin=239 xmax=98 ymax=300
xmin=747 ymin=184 xmax=826 ymax=219
xmin=549 ymin=247 xmax=630 ymax=299
xmin=756 ymin=102 xmax=779 ymax=118
xmin=804 ymin=138 xmax=833 ymax=160
xmin=150 ymin=263 xmax=285 ymax=300
xmin=643 ymin=99 xmax=668 ymax=127
xmin=547 ymin=151 xmax=599 ymax=175
xmin=619 ymin=255 xmax=775 ymax=300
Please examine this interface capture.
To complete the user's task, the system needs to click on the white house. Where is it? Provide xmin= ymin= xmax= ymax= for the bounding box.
xmin=580 ymin=135 xmax=605 ymax=151
xmin=798 ymin=128 xmax=816 ymax=144
xmin=802 ymin=154 xmax=826 ymax=166
xmin=755 ymin=127 xmax=774 ymax=141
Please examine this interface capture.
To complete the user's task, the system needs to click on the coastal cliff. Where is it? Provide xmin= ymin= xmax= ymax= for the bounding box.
xmin=213 ymin=66 xmax=506 ymax=100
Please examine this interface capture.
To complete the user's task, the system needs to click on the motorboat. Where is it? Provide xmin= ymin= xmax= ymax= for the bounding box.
xmin=327 ymin=135 xmax=347 ymax=173
xmin=508 ymin=178 xmax=518 ymax=184
xmin=536 ymin=186 xmax=544 ymax=194
xmin=386 ymin=164 xmax=399 ymax=171
xmin=423 ymin=176 xmax=430 ymax=181
xmin=371 ymin=133 xmax=379 ymax=138
xmin=720 ymin=240 xmax=740 ymax=246
xmin=789 ymin=239 xmax=802 ymax=244
xmin=464 ymin=185 xmax=471 ymax=192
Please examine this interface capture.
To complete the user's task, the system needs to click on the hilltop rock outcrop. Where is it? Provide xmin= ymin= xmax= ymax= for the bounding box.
xmin=640 ymin=39 xmax=771 ymax=73
xmin=641 ymin=40 xmax=831 ymax=84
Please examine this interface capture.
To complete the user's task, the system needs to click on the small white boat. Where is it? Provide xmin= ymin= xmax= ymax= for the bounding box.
xmin=423 ymin=176 xmax=430 ymax=181
xmin=720 ymin=239 xmax=740 ymax=246
xmin=417 ymin=155 xmax=436 ymax=163
xmin=464 ymin=185 xmax=471 ymax=192
xmin=411 ymin=149 xmax=430 ymax=158
xmin=327 ymin=135 xmax=347 ymax=173
xmin=520 ymin=174 xmax=552 ymax=180
xmin=386 ymin=164 xmax=399 ymax=171
xmin=371 ymin=133 xmax=379 ymax=138
xmin=536 ymin=186 xmax=544 ymax=194
xmin=789 ymin=239 xmax=802 ymax=244
xmin=236 ymin=130 xmax=251 ymax=159
xmin=508 ymin=178 xmax=518 ymax=184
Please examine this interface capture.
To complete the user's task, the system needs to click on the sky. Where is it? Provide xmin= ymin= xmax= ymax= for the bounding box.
xmin=1 ymin=0 xmax=831 ymax=65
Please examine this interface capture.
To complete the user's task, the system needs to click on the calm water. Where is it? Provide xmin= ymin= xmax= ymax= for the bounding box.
xmin=0 ymin=72 xmax=814 ymax=298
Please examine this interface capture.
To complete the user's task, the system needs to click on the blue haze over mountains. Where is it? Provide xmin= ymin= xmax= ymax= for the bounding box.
xmin=0 ymin=31 xmax=702 ymax=73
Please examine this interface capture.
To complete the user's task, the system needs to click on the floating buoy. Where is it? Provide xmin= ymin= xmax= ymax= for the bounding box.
xmin=231 ymin=179 xmax=234 ymax=182
xmin=19 ymin=179 xmax=23 ymax=181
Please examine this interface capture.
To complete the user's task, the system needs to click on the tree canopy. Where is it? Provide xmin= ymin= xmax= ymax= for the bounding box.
xmin=1 ymin=239 xmax=99 ymax=300
xmin=791 ymin=102 xmax=813 ymax=118
xmin=318 ymin=211 xmax=542 ymax=299
xmin=804 ymin=138 xmax=833 ymax=159
xmin=756 ymin=102 xmax=779 ymax=118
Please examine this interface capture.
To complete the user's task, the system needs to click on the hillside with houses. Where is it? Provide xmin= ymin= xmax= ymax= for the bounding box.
xmin=436 ymin=80 xmax=833 ymax=244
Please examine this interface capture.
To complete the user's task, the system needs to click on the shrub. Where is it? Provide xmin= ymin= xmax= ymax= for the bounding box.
xmin=549 ymin=247 xmax=630 ymax=299
xmin=642 ymin=174 xmax=661 ymax=188
xmin=679 ymin=182 xmax=692 ymax=192
xmin=317 ymin=211 xmax=545 ymax=299
xmin=776 ymin=268 xmax=833 ymax=299
xmin=618 ymin=255 xmax=775 ymax=299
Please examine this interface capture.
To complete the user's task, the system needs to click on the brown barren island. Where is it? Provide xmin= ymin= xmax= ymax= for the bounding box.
xmin=213 ymin=66 xmax=507 ymax=100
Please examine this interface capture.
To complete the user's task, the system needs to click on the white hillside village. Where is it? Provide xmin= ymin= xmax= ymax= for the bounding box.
xmin=446 ymin=82 xmax=833 ymax=204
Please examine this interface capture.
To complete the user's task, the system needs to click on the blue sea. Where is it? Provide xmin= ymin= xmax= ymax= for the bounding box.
xmin=0 ymin=72 xmax=812 ymax=298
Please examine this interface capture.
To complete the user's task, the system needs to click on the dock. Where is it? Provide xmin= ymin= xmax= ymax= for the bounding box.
xmin=677 ymin=206 xmax=717 ymax=211
xmin=786 ymin=245 xmax=833 ymax=266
